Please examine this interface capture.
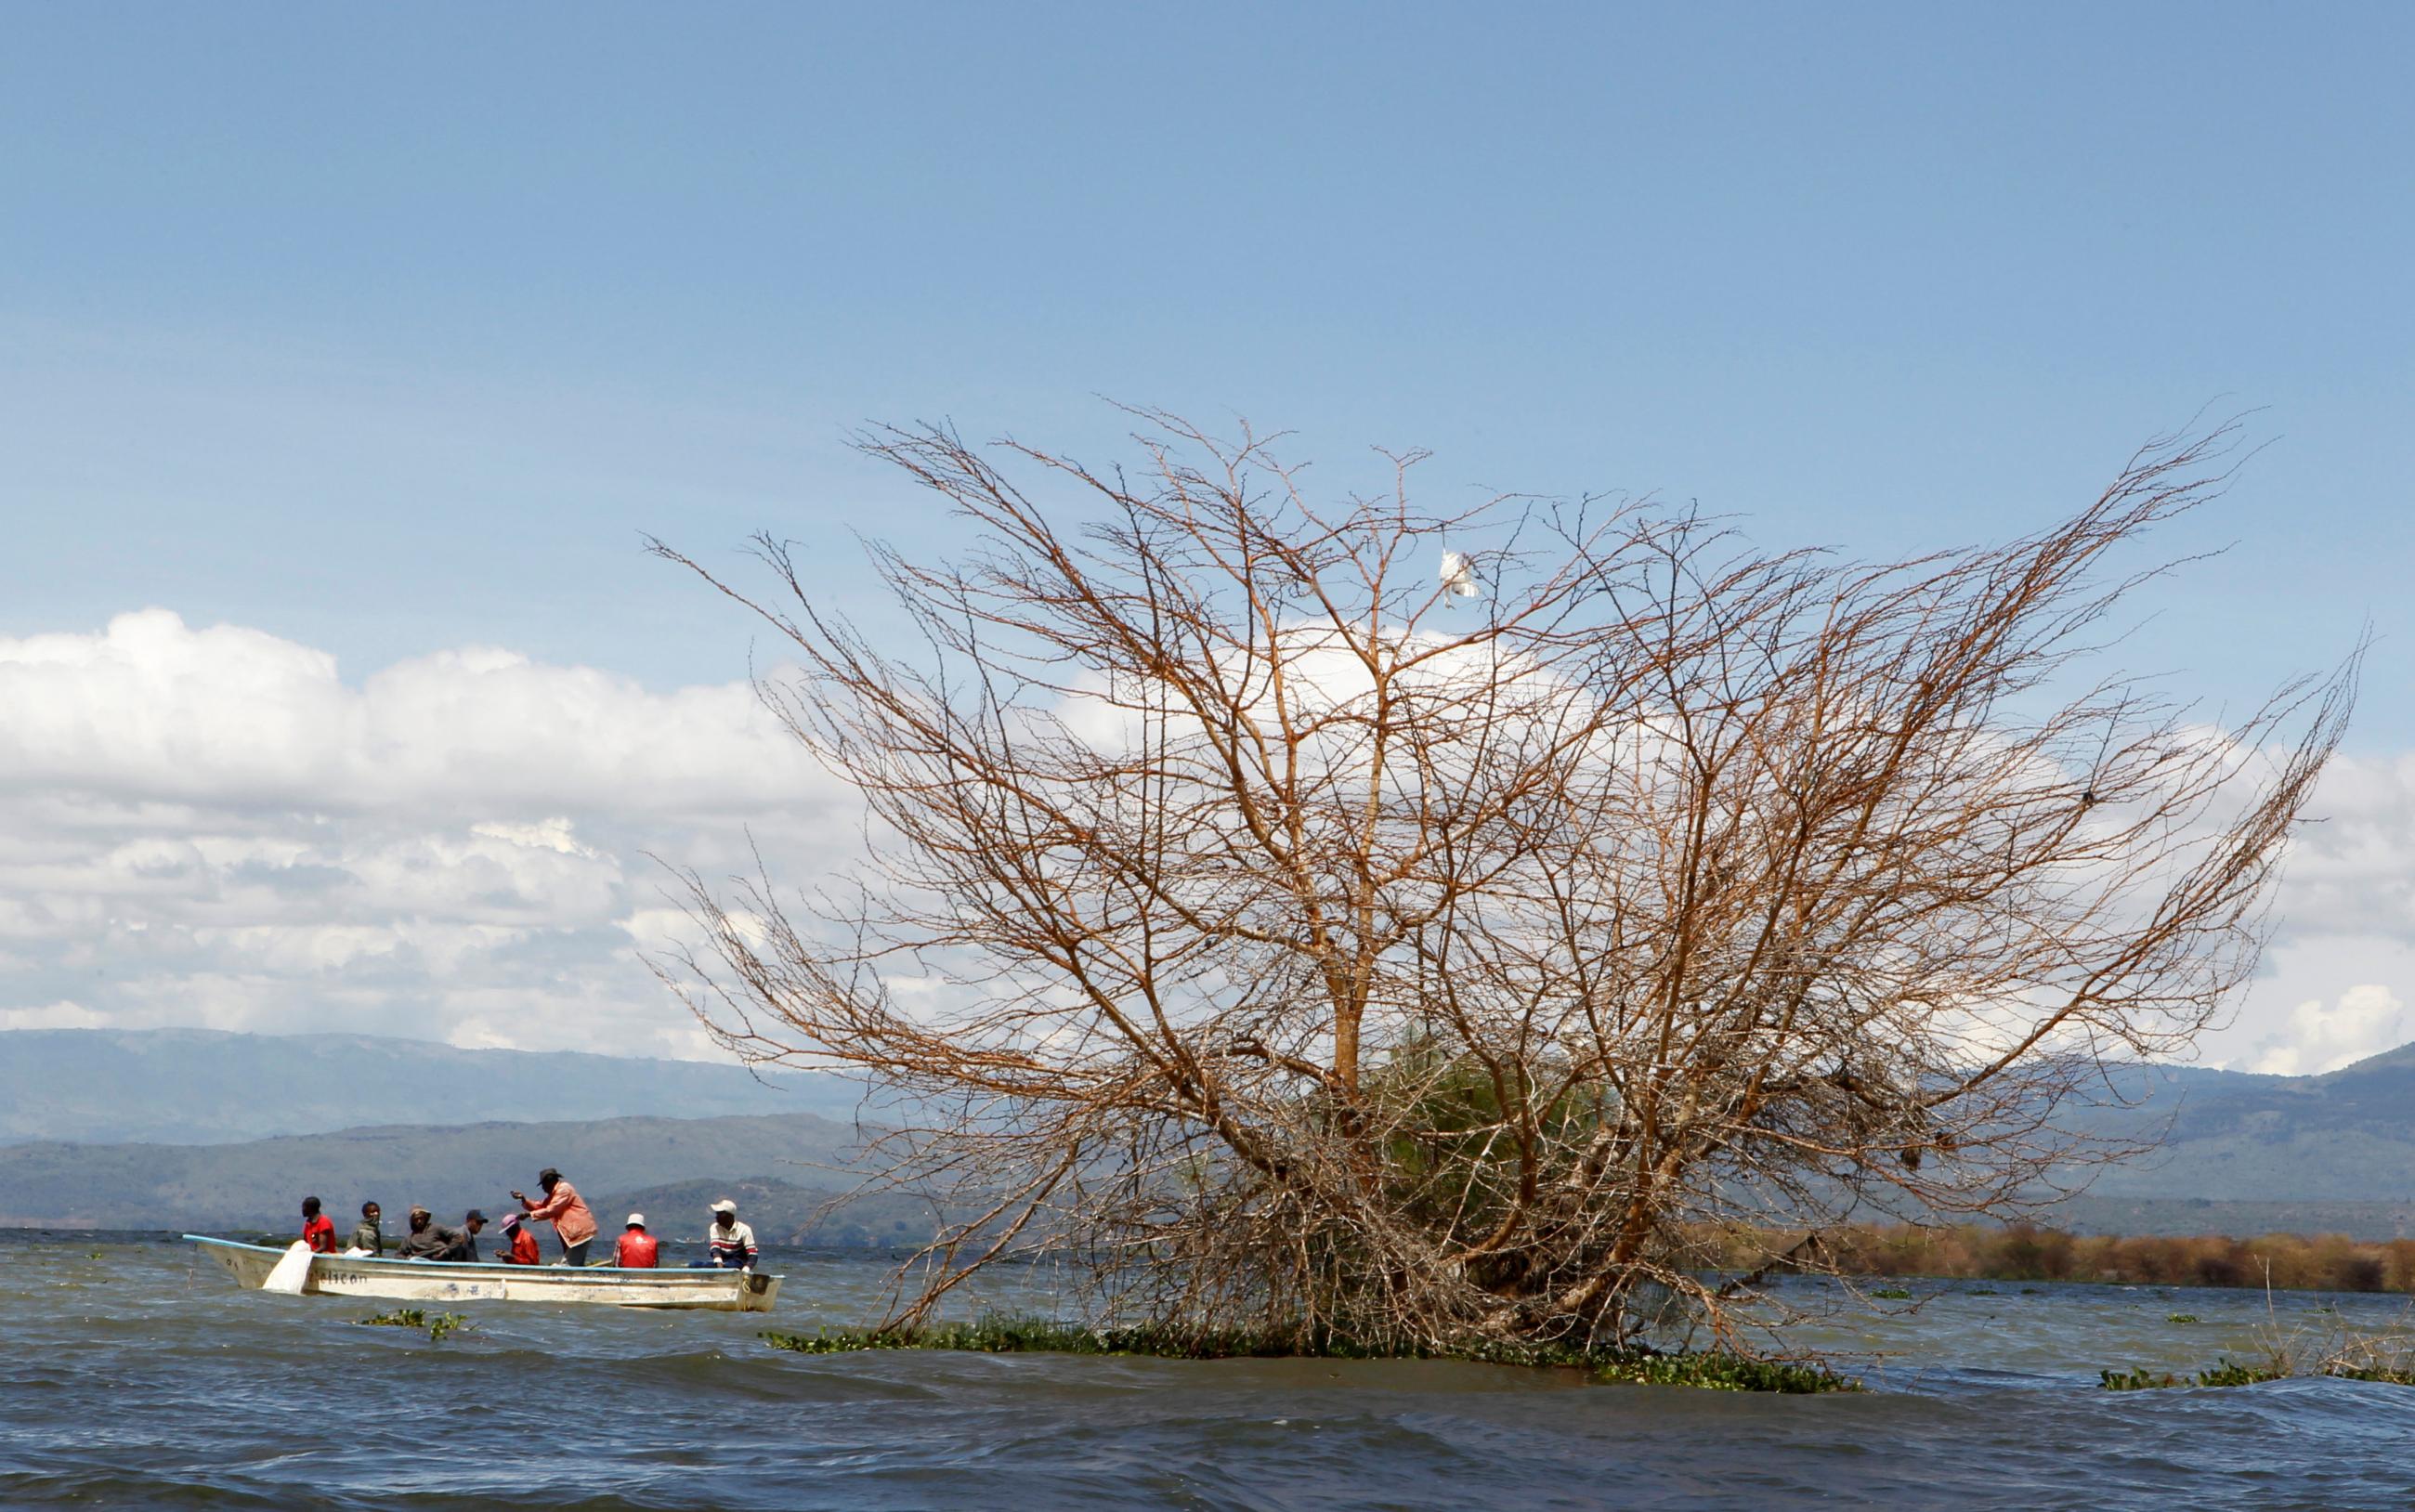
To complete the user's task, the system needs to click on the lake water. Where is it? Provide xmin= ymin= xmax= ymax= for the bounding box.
xmin=4 ymin=1232 xmax=2413 ymax=1509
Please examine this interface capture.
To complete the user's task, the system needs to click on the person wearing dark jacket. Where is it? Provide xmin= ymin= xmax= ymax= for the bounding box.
xmin=396 ymin=1205 xmax=467 ymax=1261
xmin=350 ymin=1201 xmax=385 ymax=1256
xmin=438 ymin=1210 xmax=488 ymax=1262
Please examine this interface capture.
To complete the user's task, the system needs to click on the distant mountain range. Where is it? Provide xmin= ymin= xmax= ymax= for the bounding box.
xmin=10 ymin=1028 xmax=2415 ymax=1241
xmin=2078 ymin=1044 xmax=2415 ymax=1204
xmin=0 ymin=1028 xmax=874 ymax=1144
xmin=0 ymin=1109 xmax=891 ymax=1235
xmin=608 ymin=1174 xmax=946 ymax=1248
xmin=0 ymin=1030 xmax=934 ymax=1241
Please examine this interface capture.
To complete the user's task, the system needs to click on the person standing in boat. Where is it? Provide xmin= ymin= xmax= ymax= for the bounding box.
xmin=614 ymin=1213 xmax=659 ymax=1269
xmin=396 ymin=1205 xmax=468 ymax=1260
xmin=299 ymin=1195 xmax=340 ymax=1254
xmin=495 ymin=1212 xmax=542 ymax=1265
xmin=349 ymin=1200 xmax=385 ymax=1256
xmin=704 ymin=1198 xmax=758 ymax=1270
xmin=511 ymin=1167 xmax=597 ymax=1266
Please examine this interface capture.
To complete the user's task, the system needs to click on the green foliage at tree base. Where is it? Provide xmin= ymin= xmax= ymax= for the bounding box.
xmin=1586 ymin=1354 xmax=1851 ymax=1392
xmin=2099 ymin=1357 xmax=2282 ymax=1390
xmin=759 ymin=1317 xmax=1856 ymax=1392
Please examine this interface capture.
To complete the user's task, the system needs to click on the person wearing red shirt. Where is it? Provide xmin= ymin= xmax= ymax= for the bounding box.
xmin=495 ymin=1213 xmax=543 ymax=1265
xmin=299 ymin=1195 xmax=339 ymax=1254
xmin=614 ymin=1213 xmax=659 ymax=1269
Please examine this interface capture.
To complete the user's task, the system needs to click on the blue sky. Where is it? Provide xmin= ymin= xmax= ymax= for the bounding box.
xmin=1 ymin=4 xmax=2409 ymax=1066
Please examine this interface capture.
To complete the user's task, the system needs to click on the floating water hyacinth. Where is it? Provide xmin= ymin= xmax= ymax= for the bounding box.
xmin=358 ymin=1309 xmax=472 ymax=1342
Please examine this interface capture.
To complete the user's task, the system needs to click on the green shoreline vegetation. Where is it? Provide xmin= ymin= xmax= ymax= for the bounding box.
xmin=2100 ymin=1354 xmax=2415 ymax=1391
xmin=760 ymin=1319 xmax=1856 ymax=1393
xmin=1708 ymin=1222 xmax=2415 ymax=1295
xmin=756 ymin=1256 xmax=2415 ymax=1397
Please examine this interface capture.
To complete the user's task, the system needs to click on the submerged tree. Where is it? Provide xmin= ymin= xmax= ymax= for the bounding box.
xmin=648 ymin=412 xmax=2350 ymax=1354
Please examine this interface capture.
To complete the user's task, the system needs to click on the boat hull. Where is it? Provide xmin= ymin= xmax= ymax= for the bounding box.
xmin=186 ymin=1236 xmax=781 ymax=1311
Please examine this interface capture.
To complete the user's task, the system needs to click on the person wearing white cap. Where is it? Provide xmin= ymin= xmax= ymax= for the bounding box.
xmin=705 ymin=1198 xmax=758 ymax=1271
xmin=614 ymin=1212 xmax=659 ymax=1269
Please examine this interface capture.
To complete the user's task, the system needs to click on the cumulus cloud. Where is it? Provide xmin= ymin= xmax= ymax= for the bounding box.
xmin=2265 ymin=750 xmax=2415 ymax=944
xmin=0 ymin=610 xmax=855 ymax=1058
xmin=1 ymin=607 xmax=2410 ymax=1076
xmin=2180 ymin=752 xmax=2415 ymax=1075
xmin=0 ymin=999 xmax=107 ymax=1031
xmin=2244 ymin=984 xmax=2407 ymax=1076
xmin=0 ymin=608 xmax=838 ymax=814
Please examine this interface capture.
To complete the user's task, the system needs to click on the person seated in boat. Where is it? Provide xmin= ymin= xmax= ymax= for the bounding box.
xmin=698 ymin=1198 xmax=758 ymax=1270
xmin=348 ymin=1200 xmax=385 ymax=1256
xmin=510 ymin=1167 xmax=597 ymax=1267
xmin=439 ymin=1209 xmax=489 ymax=1262
xmin=395 ymin=1205 xmax=468 ymax=1261
xmin=614 ymin=1213 xmax=659 ymax=1269
xmin=299 ymin=1195 xmax=340 ymax=1254
xmin=495 ymin=1212 xmax=542 ymax=1265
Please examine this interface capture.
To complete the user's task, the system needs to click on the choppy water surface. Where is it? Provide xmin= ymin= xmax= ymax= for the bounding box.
xmin=5 ymin=1233 xmax=2414 ymax=1509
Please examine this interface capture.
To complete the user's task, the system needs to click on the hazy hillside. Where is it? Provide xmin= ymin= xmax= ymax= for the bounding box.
xmin=0 ymin=1028 xmax=873 ymax=1144
xmin=17 ymin=1028 xmax=2415 ymax=1239
xmin=2077 ymin=1047 xmax=2415 ymax=1204
xmin=2050 ymin=1195 xmax=2415 ymax=1243
xmin=0 ymin=1111 xmax=876 ymax=1229
xmin=601 ymin=1175 xmax=946 ymax=1247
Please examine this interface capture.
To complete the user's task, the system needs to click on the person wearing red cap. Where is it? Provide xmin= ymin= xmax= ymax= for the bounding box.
xmin=614 ymin=1213 xmax=659 ymax=1269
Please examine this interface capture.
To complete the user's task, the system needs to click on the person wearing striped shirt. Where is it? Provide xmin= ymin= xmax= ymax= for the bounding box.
xmin=704 ymin=1198 xmax=758 ymax=1270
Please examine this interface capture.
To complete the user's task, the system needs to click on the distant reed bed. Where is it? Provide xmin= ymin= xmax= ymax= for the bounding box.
xmin=1700 ymin=1223 xmax=2415 ymax=1294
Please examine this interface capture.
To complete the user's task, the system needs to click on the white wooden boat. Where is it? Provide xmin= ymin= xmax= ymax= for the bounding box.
xmin=185 ymin=1235 xmax=781 ymax=1312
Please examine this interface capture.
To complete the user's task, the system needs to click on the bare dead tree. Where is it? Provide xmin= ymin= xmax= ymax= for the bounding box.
xmin=646 ymin=411 xmax=2352 ymax=1355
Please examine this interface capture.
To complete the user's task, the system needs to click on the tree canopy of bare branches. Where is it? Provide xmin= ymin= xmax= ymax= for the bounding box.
xmin=648 ymin=412 xmax=2351 ymax=1354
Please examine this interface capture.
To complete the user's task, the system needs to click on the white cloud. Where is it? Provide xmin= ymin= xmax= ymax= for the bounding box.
xmin=0 ymin=998 xmax=107 ymax=1031
xmin=617 ymin=907 xmax=700 ymax=950
xmin=2182 ymin=751 xmax=2415 ymax=1075
xmin=2243 ymin=984 xmax=2406 ymax=1076
xmin=1 ymin=606 xmax=2411 ymax=1078
xmin=0 ymin=608 xmax=841 ymax=815
xmin=2264 ymin=751 xmax=2415 ymax=944
xmin=472 ymin=817 xmax=599 ymax=857
xmin=0 ymin=610 xmax=857 ymax=1058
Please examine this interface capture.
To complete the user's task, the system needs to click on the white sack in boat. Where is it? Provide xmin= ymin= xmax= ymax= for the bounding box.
xmin=262 ymin=1240 xmax=315 ymax=1295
